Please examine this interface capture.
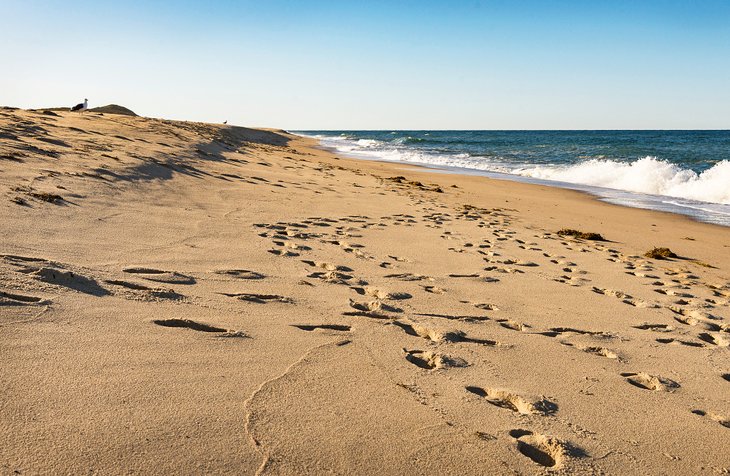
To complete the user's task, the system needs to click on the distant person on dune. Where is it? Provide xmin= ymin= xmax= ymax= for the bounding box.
xmin=71 ymin=99 xmax=88 ymax=112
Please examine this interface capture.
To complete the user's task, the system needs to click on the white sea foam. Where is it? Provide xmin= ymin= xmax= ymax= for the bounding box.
xmin=514 ymin=157 xmax=730 ymax=205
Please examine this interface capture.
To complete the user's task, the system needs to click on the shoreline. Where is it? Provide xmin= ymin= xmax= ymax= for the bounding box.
xmin=295 ymin=131 xmax=730 ymax=227
xmin=294 ymin=133 xmax=730 ymax=244
xmin=2 ymin=109 xmax=729 ymax=474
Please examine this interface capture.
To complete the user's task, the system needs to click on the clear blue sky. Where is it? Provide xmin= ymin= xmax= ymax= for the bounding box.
xmin=2 ymin=0 xmax=729 ymax=129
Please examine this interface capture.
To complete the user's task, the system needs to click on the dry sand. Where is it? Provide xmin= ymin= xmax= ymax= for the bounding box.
xmin=1 ymin=107 xmax=728 ymax=475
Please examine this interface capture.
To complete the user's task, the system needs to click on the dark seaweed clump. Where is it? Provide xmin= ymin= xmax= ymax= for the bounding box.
xmin=557 ymin=229 xmax=605 ymax=241
xmin=645 ymin=247 xmax=677 ymax=259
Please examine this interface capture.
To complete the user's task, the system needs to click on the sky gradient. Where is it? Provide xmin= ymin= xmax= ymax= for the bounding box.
xmin=2 ymin=0 xmax=729 ymax=129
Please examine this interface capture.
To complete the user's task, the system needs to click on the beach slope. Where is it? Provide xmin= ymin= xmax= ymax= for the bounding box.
xmin=1 ymin=108 xmax=728 ymax=474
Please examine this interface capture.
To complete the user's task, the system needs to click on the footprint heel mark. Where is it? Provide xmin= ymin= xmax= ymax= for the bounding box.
xmin=466 ymin=387 xmax=557 ymax=415
xmin=404 ymin=349 xmax=467 ymax=370
xmin=508 ymin=430 xmax=583 ymax=469
xmin=620 ymin=372 xmax=680 ymax=391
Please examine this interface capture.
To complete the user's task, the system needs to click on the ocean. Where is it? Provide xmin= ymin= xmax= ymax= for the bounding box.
xmin=294 ymin=130 xmax=730 ymax=226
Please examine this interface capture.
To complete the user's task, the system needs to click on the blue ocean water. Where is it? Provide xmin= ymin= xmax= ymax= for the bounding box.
xmin=295 ymin=130 xmax=730 ymax=226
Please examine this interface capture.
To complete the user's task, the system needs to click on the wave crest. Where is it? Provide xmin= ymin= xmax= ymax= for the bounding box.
xmin=515 ymin=157 xmax=730 ymax=205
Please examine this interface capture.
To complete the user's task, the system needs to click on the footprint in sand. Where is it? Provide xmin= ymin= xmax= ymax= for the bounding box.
xmin=538 ymin=327 xmax=613 ymax=339
xmin=220 ymin=292 xmax=293 ymax=304
xmin=347 ymin=299 xmax=402 ymax=315
xmin=350 ymin=286 xmax=411 ymax=300
xmin=691 ymin=409 xmax=730 ymax=428
xmin=123 ymin=267 xmax=196 ymax=285
xmin=105 ymin=280 xmax=183 ymax=301
xmin=415 ymin=312 xmax=490 ymax=322
xmin=392 ymin=321 xmax=503 ymax=346
xmin=268 ymin=248 xmax=299 ymax=257
xmin=622 ymin=299 xmax=659 ymax=308
xmin=561 ymin=342 xmax=620 ymax=360
xmin=483 ymin=265 xmax=524 ymax=274
xmin=2 ymin=254 xmax=48 ymax=266
xmin=620 ymin=372 xmax=680 ymax=391
xmin=553 ymin=275 xmax=591 ymax=287
xmin=592 ymin=287 xmax=631 ymax=299
xmin=449 ymin=273 xmax=481 ymax=278
xmin=466 ymin=387 xmax=557 ymax=415
xmin=308 ymin=270 xmax=353 ymax=285
xmin=508 ymin=429 xmax=579 ymax=468
xmin=404 ymin=349 xmax=467 ymax=370
xmin=0 ymin=290 xmax=47 ymax=306
xmin=34 ymin=267 xmax=109 ymax=296
xmin=697 ymin=332 xmax=730 ymax=347
xmin=153 ymin=318 xmax=248 ymax=337
xmin=423 ymin=285 xmax=446 ymax=294
xmin=655 ymin=288 xmax=695 ymax=298
xmin=655 ymin=337 xmax=705 ymax=348
xmin=291 ymin=324 xmax=351 ymax=332
xmin=633 ymin=323 xmax=675 ymax=332
xmin=670 ymin=310 xmax=724 ymax=331
xmin=301 ymin=260 xmax=352 ymax=272
xmin=213 ymin=269 xmax=265 ymax=280
xmin=384 ymin=273 xmax=432 ymax=282
xmin=497 ymin=319 xmax=529 ymax=331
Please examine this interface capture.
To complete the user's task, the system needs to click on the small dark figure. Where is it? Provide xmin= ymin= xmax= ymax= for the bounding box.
xmin=223 ymin=120 xmax=228 ymax=124
xmin=71 ymin=99 xmax=88 ymax=112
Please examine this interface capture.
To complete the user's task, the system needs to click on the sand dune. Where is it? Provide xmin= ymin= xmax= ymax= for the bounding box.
xmin=1 ymin=107 xmax=728 ymax=474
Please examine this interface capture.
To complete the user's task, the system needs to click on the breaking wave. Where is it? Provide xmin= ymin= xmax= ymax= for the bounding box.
xmin=514 ymin=157 xmax=730 ymax=205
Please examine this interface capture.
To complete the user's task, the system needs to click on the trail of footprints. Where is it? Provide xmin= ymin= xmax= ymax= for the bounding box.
xmin=543 ymin=235 xmax=730 ymax=354
xmin=0 ymin=253 xmax=283 ymax=336
xmin=4 ymin=174 xmax=728 ymax=471
xmin=260 ymin=209 xmax=611 ymax=470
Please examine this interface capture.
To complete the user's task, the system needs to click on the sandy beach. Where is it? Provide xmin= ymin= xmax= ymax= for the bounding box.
xmin=1 ymin=107 xmax=729 ymax=475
